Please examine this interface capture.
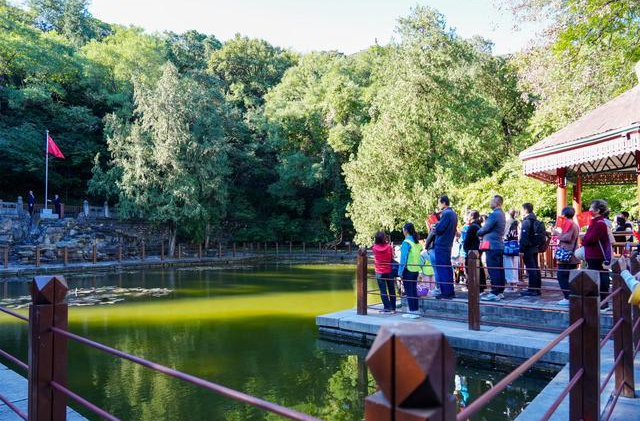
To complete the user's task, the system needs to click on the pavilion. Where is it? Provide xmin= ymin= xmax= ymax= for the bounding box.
xmin=519 ymin=63 xmax=640 ymax=215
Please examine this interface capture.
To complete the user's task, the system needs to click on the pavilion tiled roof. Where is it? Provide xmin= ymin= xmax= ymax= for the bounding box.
xmin=521 ymin=84 xmax=640 ymax=157
xmin=519 ymin=82 xmax=640 ymax=184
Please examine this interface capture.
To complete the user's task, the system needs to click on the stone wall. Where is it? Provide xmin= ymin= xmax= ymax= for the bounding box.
xmin=0 ymin=214 xmax=167 ymax=264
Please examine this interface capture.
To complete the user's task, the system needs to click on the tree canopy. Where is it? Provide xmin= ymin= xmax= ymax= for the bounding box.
xmin=1 ymin=0 xmax=638 ymax=244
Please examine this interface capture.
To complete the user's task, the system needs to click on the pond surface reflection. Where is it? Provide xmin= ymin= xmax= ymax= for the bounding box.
xmin=0 ymin=264 xmax=548 ymax=420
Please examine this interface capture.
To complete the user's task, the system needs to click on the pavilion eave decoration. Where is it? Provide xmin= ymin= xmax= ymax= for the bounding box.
xmin=520 ymin=125 xmax=640 ymax=185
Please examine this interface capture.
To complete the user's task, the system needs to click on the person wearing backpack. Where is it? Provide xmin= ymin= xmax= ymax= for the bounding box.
xmin=519 ymin=203 xmax=544 ymax=296
xmin=397 ymin=222 xmax=422 ymax=318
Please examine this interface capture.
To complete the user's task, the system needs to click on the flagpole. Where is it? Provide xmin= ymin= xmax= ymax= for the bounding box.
xmin=45 ymin=130 xmax=49 ymax=211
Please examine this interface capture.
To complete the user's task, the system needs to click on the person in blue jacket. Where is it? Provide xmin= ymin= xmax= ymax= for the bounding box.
xmin=478 ymin=195 xmax=506 ymax=301
xmin=432 ymin=195 xmax=458 ymax=299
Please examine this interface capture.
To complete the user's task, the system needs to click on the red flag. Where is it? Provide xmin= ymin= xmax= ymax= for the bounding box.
xmin=47 ymin=134 xmax=65 ymax=159
xmin=577 ymin=211 xmax=591 ymax=228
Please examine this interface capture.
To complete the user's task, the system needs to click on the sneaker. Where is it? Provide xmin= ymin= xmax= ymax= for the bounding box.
xmin=557 ymin=299 xmax=569 ymax=306
xmin=429 ymin=287 xmax=441 ymax=297
xmin=479 ymin=291 xmax=490 ymax=297
xmin=480 ymin=293 xmax=501 ymax=301
xmin=402 ymin=313 xmax=420 ymax=319
xmin=497 ymin=293 xmax=504 ymax=300
xmin=600 ymin=306 xmax=612 ymax=313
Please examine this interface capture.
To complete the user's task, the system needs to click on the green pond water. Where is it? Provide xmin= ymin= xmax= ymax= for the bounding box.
xmin=0 ymin=263 xmax=549 ymax=420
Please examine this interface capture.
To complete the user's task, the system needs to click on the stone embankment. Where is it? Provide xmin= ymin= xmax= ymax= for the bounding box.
xmin=0 ymin=214 xmax=166 ymax=265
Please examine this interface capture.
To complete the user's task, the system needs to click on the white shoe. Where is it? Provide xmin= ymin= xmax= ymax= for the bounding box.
xmin=497 ymin=293 xmax=504 ymax=300
xmin=479 ymin=291 xmax=490 ymax=297
xmin=429 ymin=287 xmax=441 ymax=297
xmin=402 ymin=313 xmax=420 ymax=319
xmin=557 ymin=299 xmax=569 ymax=306
xmin=481 ymin=293 xmax=501 ymax=302
xmin=504 ymin=288 xmax=515 ymax=293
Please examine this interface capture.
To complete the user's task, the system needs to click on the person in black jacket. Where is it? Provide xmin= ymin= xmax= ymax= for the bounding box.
xmin=462 ymin=210 xmax=486 ymax=292
xmin=519 ymin=203 xmax=541 ymax=296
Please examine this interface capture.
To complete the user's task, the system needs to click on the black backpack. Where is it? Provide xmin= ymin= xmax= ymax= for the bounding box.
xmin=532 ymin=219 xmax=550 ymax=252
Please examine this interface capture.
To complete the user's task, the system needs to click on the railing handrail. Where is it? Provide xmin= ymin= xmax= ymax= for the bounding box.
xmin=48 ymin=326 xmax=324 ymax=421
xmin=455 ymin=317 xmax=585 ymax=421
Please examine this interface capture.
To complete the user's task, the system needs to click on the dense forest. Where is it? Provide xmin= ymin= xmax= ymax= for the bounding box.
xmin=1 ymin=0 xmax=639 ymax=245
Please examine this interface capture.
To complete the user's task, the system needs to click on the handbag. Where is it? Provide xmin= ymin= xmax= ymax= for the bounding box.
xmin=504 ymin=240 xmax=520 ymax=256
xmin=574 ymin=246 xmax=585 ymax=261
xmin=554 ymin=247 xmax=574 ymax=263
xmin=479 ymin=240 xmax=490 ymax=251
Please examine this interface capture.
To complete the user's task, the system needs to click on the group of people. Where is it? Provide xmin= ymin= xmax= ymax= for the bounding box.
xmin=372 ymin=194 xmax=629 ymax=318
xmin=26 ymin=190 xmax=62 ymax=216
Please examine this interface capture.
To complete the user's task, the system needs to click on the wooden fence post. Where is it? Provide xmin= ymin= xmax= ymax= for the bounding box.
xmin=161 ymin=241 xmax=165 ymax=261
xmin=63 ymin=247 xmax=68 ymax=267
xmin=467 ymin=250 xmax=481 ymax=331
xmin=364 ymin=323 xmax=456 ymax=420
xmin=357 ymin=248 xmax=368 ymax=315
xmin=35 ymin=246 xmax=41 ymax=267
xmin=28 ymin=275 xmax=69 ymax=421
xmin=92 ymin=241 xmax=97 ymax=264
xmin=610 ymin=259 xmax=636 ymax=397
xmin=569 ymin=269 xmax=600 ymax=421
xmin=140 ymin=242 xmax=145 ymax=261
xmin=348 ymin=243 xmax=352 ymax=254
xmin=3 ymin=247 xmax=8 ymax=269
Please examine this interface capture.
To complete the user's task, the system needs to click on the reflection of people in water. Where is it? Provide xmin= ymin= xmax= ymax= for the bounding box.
xmin=454 ymin=375 xmax=469 ymax=408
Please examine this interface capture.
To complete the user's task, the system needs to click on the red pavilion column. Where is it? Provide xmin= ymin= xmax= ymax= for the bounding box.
xmin=572 ymin=172 xmax=582 ymax=213
xmin=557 ymin=167 xmax=567 ymax=216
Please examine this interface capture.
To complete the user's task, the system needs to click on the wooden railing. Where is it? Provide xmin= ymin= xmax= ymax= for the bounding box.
xmin=356 ymin=249 xmax=639 ymax=420
xmin=0 ymin=276 xmax=324 ymax=421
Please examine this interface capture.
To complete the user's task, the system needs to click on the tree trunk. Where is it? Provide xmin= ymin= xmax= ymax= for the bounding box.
xmin=168 ymin=223 xmax=177 ymax=257
xmin=204 ymin=222 xmax=210 ymax=249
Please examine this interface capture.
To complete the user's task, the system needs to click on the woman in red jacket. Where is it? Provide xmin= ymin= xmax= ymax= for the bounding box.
xmin=582 ymin=199 xmax=612 ymax=310
xmin=372 ymin=231 xmax=396 ymax=312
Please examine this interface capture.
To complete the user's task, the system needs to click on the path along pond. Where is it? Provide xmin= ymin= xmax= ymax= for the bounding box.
xmin=0 ymin=262 xmax=549 ymax=420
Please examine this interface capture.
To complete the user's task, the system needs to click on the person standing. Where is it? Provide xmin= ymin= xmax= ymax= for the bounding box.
xmin=462 ymin=210 xmax=487 ymax=292
xmin=503 ymin=209 xmax=520 ymax=290
xmin=53 ymin=194 xmax=61 ymax=216
xmin=28 ymin=190 xmax=35 ymax=216
xmin=432 ymin=195 xmax=458 ymax=299
xmin=583 ymin=199 xmax=612 ymax=310
xmin=519 ymin=203 xmax=542 ymax=297
xmin=478 ymin=195 xmax=506 ymax=301
xmin=554 ymin=206 xmax=579 ymax=306
xmin=372 ymin=231 xmax=396 ymax=313
xmin=397 ymin=222 xmax=422 ymax=318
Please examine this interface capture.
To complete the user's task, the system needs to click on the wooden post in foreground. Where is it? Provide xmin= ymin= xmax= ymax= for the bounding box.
xmin=63 ymin=247 xmax=68 ymax=266
xmin=357 ymin=248 xmax=368 ymax=315
xmin=28 ymin=275 xmax=69 ymax=421
xmin=364 ymin=323 xmax=456 ymax=420
xmin=569 ymin=269 xmax=600 ymax=421
xmin=467 ymin=250 xmax=481 ymax=331
xmin=610 ymin=259 xmax=636 ymax=397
